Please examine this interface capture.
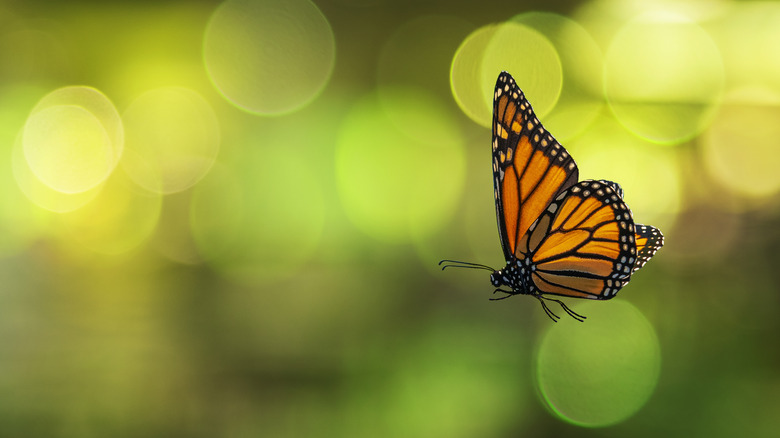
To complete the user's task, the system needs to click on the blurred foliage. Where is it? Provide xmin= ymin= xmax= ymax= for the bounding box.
xmin=1 ymin=0 xmax=780 ymax=436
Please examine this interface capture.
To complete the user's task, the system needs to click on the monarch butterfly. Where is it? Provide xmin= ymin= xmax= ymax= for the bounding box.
xmin=441 ymin=71 xmax=663 ymax=322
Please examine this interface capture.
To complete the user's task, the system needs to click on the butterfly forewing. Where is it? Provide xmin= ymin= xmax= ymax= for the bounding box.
xmin=518 ymin=180 xmax=637 ymax=300
xmin=492 ymin=72 xmax=579 ymax=263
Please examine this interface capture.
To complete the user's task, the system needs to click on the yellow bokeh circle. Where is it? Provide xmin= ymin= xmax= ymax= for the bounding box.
xmin=572 ymin=116 xmax=681 ymax=230
xmin=121 ymin=87 xmax=220 ymax=194
xmin=451 ymin=22 xmax=562 ymax=127
xmin=24 ymin=105 xmax=111 ymax=194
xmin=703 ymin=89 xmax=780 ymax=199
xmin=58 ymin=171 xmax=162 ymax=255
xmin=509 ymin=12 xmax=604 ymax=142
xmin=203 ymin=0 xmax=335 ymax=115
xmin=30 ymin=86 xmax=124 ymax=154
xmin=536 ymin=300 xmax=661 ymax=427
xmin=22 ymin=86 xmax=123 ymax=194
xmin=450 ymin=24 xmax=499 ymax=126
xmin=12 ymin=130 xmax=102 ymax=213
xmin=604 ymin=11 xmax=724 ymax=144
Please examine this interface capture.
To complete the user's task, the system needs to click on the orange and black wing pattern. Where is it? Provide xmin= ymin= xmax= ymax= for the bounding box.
xmin=591 ymin=181 xmax=664 ymax=274
xmin=597 ymin=179 xmax=624 ymax=199
xmin=517 ymin=180 xmax=637 ymax=300
xmin=632 ymin=224 xmax=664 ymax=273
xmin=493 ymin=72 xmax=579 ymax=263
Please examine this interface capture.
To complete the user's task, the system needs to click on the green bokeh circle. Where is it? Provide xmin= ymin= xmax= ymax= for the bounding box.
xmin=190 ymin=145 xmax=325 ymax=283
xmin=203 ymin=0 xmax=335 ymax=115
xmin=336 ymin=88 xmax=465 ymax=242
xmin=536 ymin=300 xmax=661 ymax=427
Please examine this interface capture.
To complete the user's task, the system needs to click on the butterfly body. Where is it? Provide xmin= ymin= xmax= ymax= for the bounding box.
xmin=489 ymin=258 xmax=531 ymax=296
xmin=440 ymin=71 xmax=664 ymax=322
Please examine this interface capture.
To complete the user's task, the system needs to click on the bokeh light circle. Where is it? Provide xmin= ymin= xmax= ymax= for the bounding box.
xmin=481 ymin=22 xmax=562 ymax=118
xmin=536 ymin=300 xmax=661 ymax=427
xmin=451 ymin=22 xmax=562 ymax=127
xmin=509 ymin=12 xmax=604 ymax=141
xmin=22 ymin=85 xmax=124 ymax=194
xmin=450 ymin=25 xmax=498 ymax=126
xmin=191 ymin=148 xmax=325 ymax=283
xmin=58 ymin=171 xmax=162 ymax=255
xmin=336 ymin=88 xmax=465 ymax=242
xmin=23 ymin=105 xmax=112 ymax=194
xmin=604 ymin=11 xmax=724 ymax=144
xmin=757 ymin=4 xmax=780 ymax=93
xmin=703 ymin=89 xmax=780 ymax=199
xmin=572 ymin=116 xmax=681 ymax=231
xmin=203 ymin=0 xmax=335 ymax=115
xmin=29 ymin=86 xmax=124 ymax=157
xmin=121 ymin=87 xmax=220 ymax=194
xmin=12 ymin=130 xmax=102 ymax=213
xmin=377 ymin=15 xmax=473 ymax=98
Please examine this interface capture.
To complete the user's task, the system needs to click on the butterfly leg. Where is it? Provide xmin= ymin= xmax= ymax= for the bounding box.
xmin=489 ymin=289 xmax=517 ymax=301
xmin=540 ymin=296 xmax=586 ymax=322
xmin=534 ymin=295 xmax=560 ymax=322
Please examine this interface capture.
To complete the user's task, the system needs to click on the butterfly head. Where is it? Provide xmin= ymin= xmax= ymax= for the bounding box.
xmin=490 ymin=266 xmax=521 ymax=290
xmin=490 ymin=269 xmax=506 ymax=287
xmin=490 ymin=259 xmax=534 ymax=295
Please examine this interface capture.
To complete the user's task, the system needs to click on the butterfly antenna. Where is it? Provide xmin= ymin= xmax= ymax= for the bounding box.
xmin=438 ymin=259 xmax=495 ymax=271
xmin=541 ymin=296 xmax=586 ymax=322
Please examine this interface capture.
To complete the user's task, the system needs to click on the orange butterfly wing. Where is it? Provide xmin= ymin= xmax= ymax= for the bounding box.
xmin=492 ymin=72 xmax=578 ymax=263
xmin=589 ymin=181 xmax=664 ymax=274
xmin=516 ymin=180 xmax=637 ymax=300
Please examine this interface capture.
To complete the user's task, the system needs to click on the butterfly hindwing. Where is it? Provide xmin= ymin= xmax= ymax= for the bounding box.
xmin=492 ymin=72 xmax=579 ymax=263
xmin=516 ymin=180 xmax=637 ymax=300
xmin=633 ymin=224 xmax=664 ymax=272
xmin=592 ymin=182 xmax=663 ymax=271
xmin=597 ymin=179 xmax=624 ymax=199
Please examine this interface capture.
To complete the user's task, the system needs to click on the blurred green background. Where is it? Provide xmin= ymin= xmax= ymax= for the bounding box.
xmin=1 ymin=0 xmax=779 ymax=436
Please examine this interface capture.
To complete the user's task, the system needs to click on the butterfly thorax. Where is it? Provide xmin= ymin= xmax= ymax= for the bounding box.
xmin=490 ymin=257 xmax=534 ymax=295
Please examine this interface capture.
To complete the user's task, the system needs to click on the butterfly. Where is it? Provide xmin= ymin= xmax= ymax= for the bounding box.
xmin=440 ymin=71 xmax=663 ymax=322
